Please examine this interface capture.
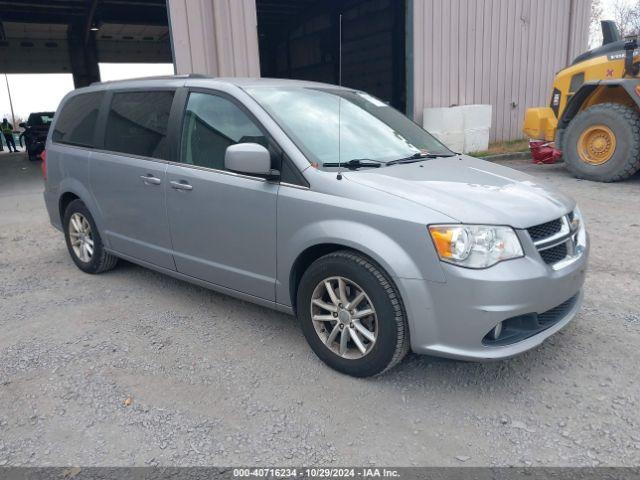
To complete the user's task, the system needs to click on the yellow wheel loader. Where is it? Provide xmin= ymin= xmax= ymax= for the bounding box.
xmin=524 ymin=21 xmax=640 ymax=182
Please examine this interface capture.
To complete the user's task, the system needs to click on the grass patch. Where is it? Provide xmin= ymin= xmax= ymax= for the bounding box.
xmin=470 ymin=138 xmax=530 ymax=158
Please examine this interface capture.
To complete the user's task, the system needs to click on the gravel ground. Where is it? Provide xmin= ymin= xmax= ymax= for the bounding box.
xmin=0 ymin=152 xmax=639 ymax=467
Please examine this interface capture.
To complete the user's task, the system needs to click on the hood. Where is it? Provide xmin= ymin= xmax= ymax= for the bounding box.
xmin=344 ymin=155 xmax=575 ymax=229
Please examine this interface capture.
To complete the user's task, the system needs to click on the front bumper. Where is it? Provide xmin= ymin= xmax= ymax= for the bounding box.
xmin=398 ymin=233 xmax=589 ymax=361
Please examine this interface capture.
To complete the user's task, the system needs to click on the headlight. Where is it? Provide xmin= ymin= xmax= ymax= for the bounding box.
xmin=571 ymin=206 xmax=584 ymax=231
xmin=428 ymin=224 xmax=524 ymax=269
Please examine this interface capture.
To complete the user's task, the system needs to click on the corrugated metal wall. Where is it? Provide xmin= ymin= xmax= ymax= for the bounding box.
xmin=167 ymin=0 xmax=260 ymax=77
xmin=411 ymin=0 xmax=591 ymax=142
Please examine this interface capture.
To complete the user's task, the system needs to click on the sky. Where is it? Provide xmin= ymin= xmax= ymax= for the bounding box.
xmin=601 ymin=0 xmax=635 ymax=17
xmin=0 ymin=63 xmax=174 ymax=123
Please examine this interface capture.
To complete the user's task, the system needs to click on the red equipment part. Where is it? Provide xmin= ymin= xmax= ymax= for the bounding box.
xmin=40 ymin=149 xmax=47 ymax=180
xmin=529 ymin=140 xmax=562 ymax=164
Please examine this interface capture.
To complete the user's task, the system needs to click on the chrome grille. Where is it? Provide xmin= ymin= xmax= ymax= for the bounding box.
xmin=527 ymin=219 xmax=562 ymax=242
xmin=539 ymin=243 xmax=568 ymax=265
xmin=528 ymin=214 xmax=580 ymax=268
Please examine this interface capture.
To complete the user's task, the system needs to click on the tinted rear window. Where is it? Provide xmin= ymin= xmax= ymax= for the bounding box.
xmin=28 ymin=113 xmax=54 ymax=126
xmin=104 ymin=90 xmax=174 ymax=159
xmin=52 ymin=93 xmax=103 ymax=147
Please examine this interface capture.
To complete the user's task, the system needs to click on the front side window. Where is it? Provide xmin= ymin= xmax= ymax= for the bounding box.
xmin=245 ymin=87 xmax=453 ymax=168
xmin=52 ymin=93 xmax=103 ymax=147
xmin=180 ymin=92 xmax=267 ymax=171
xmin=104 ymin=90 xmax=174 ymax=159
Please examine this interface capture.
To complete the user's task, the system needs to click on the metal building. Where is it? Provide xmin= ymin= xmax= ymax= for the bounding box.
xmin=167 ymin=0 xmax=591 ymax=142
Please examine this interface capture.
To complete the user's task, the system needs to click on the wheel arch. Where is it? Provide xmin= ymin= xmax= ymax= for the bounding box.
xmin=559 ymin=80 xmax=640 ymax=131
xmin=283 ymin=221 xmax=442 ymax=312
xmin=56 ymin=178 xmax=107 ymax=244
xmin=289 ymin=243 xmax=359 ymax=313
xmin=58 ymin=192 xmax=80 ymax=224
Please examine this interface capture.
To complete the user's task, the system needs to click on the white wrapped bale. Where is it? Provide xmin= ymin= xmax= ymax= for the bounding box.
xmin=422 ymin=104 xmax=492 ymax=154
xmin=464 ymin=127 xmax=491 ymax=153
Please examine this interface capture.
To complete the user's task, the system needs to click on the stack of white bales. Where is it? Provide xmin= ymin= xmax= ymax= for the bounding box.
xmin=422 ymin=105 xmax=492 ymax=154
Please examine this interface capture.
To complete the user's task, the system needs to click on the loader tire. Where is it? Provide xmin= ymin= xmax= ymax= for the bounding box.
xmin=562 ymin=103 xmax=640 ymax=182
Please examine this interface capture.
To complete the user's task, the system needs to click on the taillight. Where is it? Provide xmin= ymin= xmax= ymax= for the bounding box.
xmin=40 ymin=150 xmax=47 ymax=180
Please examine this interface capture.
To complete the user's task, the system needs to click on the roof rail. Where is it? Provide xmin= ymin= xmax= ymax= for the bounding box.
xmin=90 ymin=73 xmax=211 ymax=86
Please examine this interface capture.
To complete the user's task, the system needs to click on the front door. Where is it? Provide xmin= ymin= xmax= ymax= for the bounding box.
xmin=165 ymin=91 xmax=278 ymax=301
xmin=89 ymin=90 xmax=176 ymax=270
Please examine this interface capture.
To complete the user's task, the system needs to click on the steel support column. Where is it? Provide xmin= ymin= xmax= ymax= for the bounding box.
xmin=68 ymin=21 xmax=100 ymax=88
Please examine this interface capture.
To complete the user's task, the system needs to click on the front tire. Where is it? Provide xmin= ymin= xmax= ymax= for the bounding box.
xmin=63 ymin=199 xmax=118 ymax=274
xmin=562 ymin=103 xmax=640 ymax=182
xmin=296 ymin=250 xmax=409 ymax=377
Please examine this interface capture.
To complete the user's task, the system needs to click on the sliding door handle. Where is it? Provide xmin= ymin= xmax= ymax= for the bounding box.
xmin=170 ymin=180 xmax=193 ymax=191
xmin=140 ymin=174 xmax=162 ymax=185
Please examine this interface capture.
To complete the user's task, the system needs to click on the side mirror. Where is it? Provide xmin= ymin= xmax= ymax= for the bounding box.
xmin=19 ymin=122 xmax=27 ymax=128
xmin=224 ymin=143 xmax=278 ymax=177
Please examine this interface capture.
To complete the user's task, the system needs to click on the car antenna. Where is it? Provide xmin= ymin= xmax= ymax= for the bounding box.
xmin=336 ymin=95 xmax=343 ymax=180
xmin=337 ymin=13 xmax=343 ymax=181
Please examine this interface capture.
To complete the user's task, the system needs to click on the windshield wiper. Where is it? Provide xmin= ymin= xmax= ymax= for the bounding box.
xmin=322 ymin=158 xmax=384 ymax=170
xmin=386 ymin=152 xmax=455 ymax=166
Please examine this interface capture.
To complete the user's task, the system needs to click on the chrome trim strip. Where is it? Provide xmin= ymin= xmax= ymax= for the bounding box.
xmin=532 ymin=215 xmax=571 ymax=247
xmin=550 ymin=226 xmax=587 ymax=271
xmin=165 ymin=160 xmax=269 ymax=182
xmin=280 ymin=181 xmax=310 ymax=191
xmin=54 ymin=144 xmax=280 ymax=184
xmin=537 ymin=236 xmax=571 ymax=251
xmin=88 ymin=146 xmax=170 ymax=165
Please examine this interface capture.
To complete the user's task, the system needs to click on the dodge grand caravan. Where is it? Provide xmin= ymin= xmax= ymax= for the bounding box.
xmin=43 ymin=76 xmax=588 ymax=377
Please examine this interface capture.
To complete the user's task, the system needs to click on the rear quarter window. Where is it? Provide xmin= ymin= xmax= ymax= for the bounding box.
xmin=52 ymin=92 xmax=103 ymax=147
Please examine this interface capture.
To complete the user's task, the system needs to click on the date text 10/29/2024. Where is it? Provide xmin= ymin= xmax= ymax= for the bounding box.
xmin=233 ymin=468 xmax=401 ymax=478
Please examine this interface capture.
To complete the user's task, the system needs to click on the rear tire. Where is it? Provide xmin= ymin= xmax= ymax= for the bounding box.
xmin=562 ymin=103 xmax=640 ymax=182
xmin=63 ymin=199 xmax=118 ymax=274
xmin=296 ymin=250 xmax=409 ymax=377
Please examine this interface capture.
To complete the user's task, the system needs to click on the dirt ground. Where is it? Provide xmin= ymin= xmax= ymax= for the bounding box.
xmin=0 ymin=151 xmax=639 ymax=467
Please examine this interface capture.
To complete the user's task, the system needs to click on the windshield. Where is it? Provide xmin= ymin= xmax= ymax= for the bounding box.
xmin=245 ymin=87 xmax=453 ymax=168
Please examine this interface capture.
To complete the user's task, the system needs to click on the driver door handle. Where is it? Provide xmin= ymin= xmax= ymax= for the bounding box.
xmin=170 ymin=180 xmax=193 ymax=191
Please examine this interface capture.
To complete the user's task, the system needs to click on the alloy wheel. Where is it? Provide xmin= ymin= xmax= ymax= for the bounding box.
xmin=68 ymin=212 xmax=94 ymax=263
xmin=310 ymin=276 xmax=378 ymax=359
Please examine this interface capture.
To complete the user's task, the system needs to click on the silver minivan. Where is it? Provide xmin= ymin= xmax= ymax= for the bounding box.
xmin=43 ymin=76 xmax=588 ymax=377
